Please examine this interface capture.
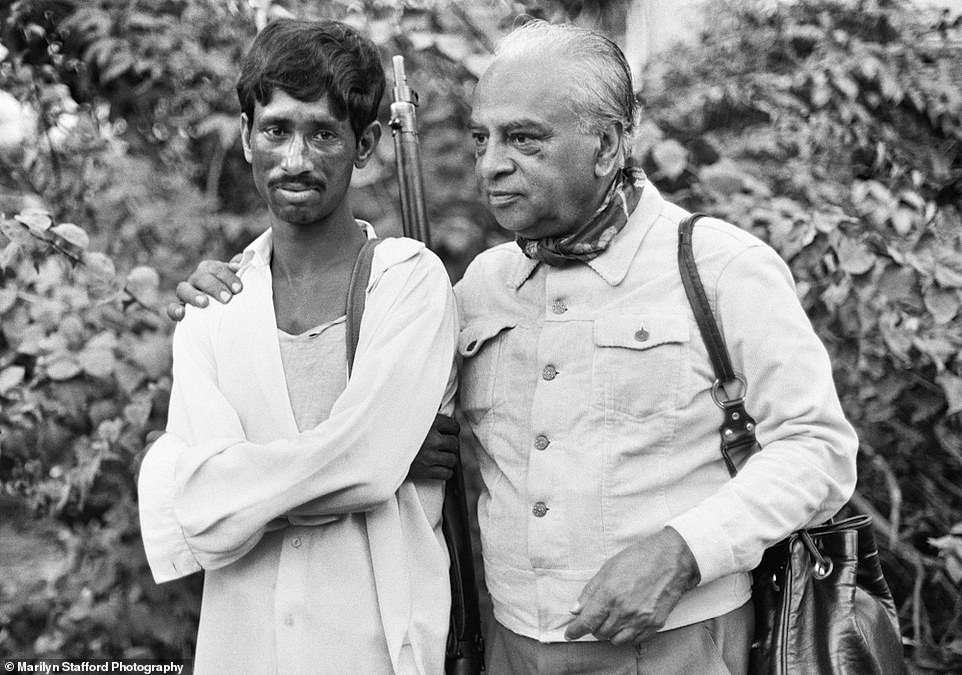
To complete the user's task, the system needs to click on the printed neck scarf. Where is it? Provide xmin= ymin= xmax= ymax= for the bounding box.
xmin=517 ymin=167 xmax=646 ymax=267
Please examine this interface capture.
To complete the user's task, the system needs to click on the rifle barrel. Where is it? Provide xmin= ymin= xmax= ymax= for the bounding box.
xmin=389 ymin=56 xmax=431 ymax=247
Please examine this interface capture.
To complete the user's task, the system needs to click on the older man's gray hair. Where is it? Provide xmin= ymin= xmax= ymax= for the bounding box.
xmin=495 ymin=20 xmax=638 ymax=163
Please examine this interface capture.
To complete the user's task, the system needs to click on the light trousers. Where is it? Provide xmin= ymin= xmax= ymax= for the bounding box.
xmin=485 ymin=601 xmax=753 ymax=675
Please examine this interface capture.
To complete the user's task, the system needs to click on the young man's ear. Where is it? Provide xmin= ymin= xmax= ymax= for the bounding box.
xmin=354 ymin=121 xmax=382 ymax=169
xmin=594 ymin=120 xmax=625 ymax=177
xmin=240 ymin=113 xmax=253 ymax=163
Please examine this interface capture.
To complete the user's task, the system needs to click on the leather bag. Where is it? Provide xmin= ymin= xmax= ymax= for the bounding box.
xmin=677 ymin=213 xmax=904 ymax=675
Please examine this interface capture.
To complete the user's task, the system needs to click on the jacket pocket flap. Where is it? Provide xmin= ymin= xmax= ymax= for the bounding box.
xmin=593 ymin=313 xmax=689 ymax=350
xmin=458 ymin=320 xmax=516 ymax=357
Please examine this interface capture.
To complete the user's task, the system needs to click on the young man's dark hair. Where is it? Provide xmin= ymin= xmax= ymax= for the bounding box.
xmin=236 ymin=18 xmax=386 ymax=141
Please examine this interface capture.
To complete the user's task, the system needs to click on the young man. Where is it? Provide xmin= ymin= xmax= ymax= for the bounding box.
xmin=138 ymin=19 xmax=458 ymax=675
xmin=173 ymin=21 xmax=858 ymax=675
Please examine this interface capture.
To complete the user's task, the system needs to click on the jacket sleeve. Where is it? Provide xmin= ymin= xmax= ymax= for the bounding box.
xmin=138 ymin=248 xmax=458 ymax=582
xmin=666 ymin=243 xmax=858 ymax=585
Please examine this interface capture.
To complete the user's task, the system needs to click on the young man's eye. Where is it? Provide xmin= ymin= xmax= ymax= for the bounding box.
xmin=262 ymin=126 xmax=286 ymax=138
xmin=314 ymin=130 xmax=337 ymax=142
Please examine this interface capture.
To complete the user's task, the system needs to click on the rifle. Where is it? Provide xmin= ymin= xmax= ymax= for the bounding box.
xmin=389 ymin=56 xmax=485 ymax=675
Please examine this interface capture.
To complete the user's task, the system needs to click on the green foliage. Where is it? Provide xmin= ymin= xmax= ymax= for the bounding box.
xmin=639 ymin=0 xmax=962 ymax=669
xmin=2 ymin=0 xmax=961 ymax=669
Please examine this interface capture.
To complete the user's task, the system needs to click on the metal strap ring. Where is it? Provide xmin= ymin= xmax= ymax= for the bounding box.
xmin=711 ymin=374 xmax=748 ymax=409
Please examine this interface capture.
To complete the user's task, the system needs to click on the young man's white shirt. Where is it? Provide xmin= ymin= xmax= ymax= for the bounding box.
xmin=139 ymin=225 xmax=458 ymax=675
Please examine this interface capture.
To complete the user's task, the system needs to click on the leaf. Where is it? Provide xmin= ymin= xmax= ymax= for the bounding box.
xmin=0 ymin=365 xmax=26 ymax=394
xmin=935 ymin=262 xmax=962 ymax=289
xmin=937 ymin=373 xmax=962 ymax=416
xmin=124 ymin=333 xmax=172 ymax=380
xmin=0 ymin=216 xmax=34 ymax=247
xmin=889 ymin=207 xmax=914 ymax=236
xmin=78 ymin=347 xmax=116 ymax=379
xmin=46 ymin=357 xmax=82 ymax=381
xmin=101 ymin=51 xmax=134 ymax=84
xmin=835 ymin=237 xmax=876 ymax=275
xmin=0 ymin=241 xmax=20 ymax=270
xmin=82 ymin=252 xmax=123 ymax=301
xmin=123 ymin=399 xmax=152 ymax=428
xmin=651 ymin=139 xmax=689 ymax=180
xmin=0 ymin=287 xmax=17 ymax=314
xmin=50 ymin=223 xmax=90 ymax=257
xmin=924 ymin=287 xmax=960 ymax=324
xmin=698 ymin=159 xmax=749 ymax=196
xmin=125 ymin=266 xmax=160 ymax=306
xmin=928 ymin=532 xmax=962 ymax=584
xmin=83 ymin=251 xmax=115 ymax=280
xmin=876 ymin=263 xmax=917 ymax=303
xmin=14 ymin=208 xmax=52 ymax=233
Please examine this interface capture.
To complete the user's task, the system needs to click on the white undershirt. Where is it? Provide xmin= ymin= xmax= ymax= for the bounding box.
xmin=277 ymin=316 xmax=347 ymax=432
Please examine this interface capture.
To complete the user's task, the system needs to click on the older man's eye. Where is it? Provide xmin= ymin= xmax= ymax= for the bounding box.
xmin=471 ymin=132 xmax=488 ymax=147
xmin=510 ymin=134 xmax=540 ymax=151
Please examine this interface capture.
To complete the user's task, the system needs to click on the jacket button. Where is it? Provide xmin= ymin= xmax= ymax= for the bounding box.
xmin=551 ymin=300 xmax=568 ymax=314
xmin=532 ymin=502 xmax=549 ymax=517
xmin=534 ymin=435 xmax=550 ymax=451
xmin=291 ymin=536 xmax=302 ymax=548
xmin=542 ymin=365 xmax=557 ymax=380
xmin=634 ymin=327 xmax=650 ymax=342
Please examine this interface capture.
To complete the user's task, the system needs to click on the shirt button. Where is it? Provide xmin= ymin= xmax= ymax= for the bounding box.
xmin=291 ymin=536 xmax=302 ymax=548
xmin=542 ymin=365 xmax=558 ymax=380
xmin=532 ymin=502 xmax=549 ymax=518
xmin=534 ymin=435 xmax=550 ymax=451
xmin=551 ymin=300 xmax=568 ymax=314
xmin=283 ymin=614 xmax=294 ymax=627
xmin=634 ymin=327 xmax=650 ymax=342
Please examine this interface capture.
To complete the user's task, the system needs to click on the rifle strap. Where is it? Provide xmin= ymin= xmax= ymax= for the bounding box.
xmin=345 ymin=238 xmax=381 ymax=377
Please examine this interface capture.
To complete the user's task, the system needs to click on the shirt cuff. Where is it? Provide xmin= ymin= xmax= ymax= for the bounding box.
xmin=666 ymin=507 xmax=738 ymax=586
xmin=138 ymin=433 xmax=202 ymax=583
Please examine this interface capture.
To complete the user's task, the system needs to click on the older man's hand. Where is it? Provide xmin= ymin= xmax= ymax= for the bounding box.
xmin=167 ymin=258 xmax=244 ymax=321
xmin=564 ymin=527 xmax=701 ymax=646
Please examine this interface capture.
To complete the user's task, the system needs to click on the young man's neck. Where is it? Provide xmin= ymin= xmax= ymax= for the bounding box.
xmin=269 ymin=207 xmax=367 ymax=280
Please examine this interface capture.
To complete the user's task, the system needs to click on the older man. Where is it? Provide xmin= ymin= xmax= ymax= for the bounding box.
xmin=174 ymin=21 xmax=858 ymax=675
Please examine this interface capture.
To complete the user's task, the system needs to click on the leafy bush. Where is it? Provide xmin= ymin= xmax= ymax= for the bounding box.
xmin=638 ymin=0 xmax=962 ymax=669
xmin=2 ymin=0 xmax=960 ymax=670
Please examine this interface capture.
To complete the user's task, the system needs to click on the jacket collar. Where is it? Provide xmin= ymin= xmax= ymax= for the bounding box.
xmin=508 ymin=183 xmax=667 ymax=289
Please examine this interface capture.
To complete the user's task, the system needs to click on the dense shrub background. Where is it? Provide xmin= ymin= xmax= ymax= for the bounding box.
xmin=1 ymin=0 xmax=960 ymax=671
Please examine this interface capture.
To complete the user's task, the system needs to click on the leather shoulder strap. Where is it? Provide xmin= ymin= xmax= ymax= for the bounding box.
xmin=678 ymin=214 xmax=759 ymax=478
xmin=345 ymin=238 xmax=381 ymax=377
xmin=677 ymin=213 xmax=736 ymax=383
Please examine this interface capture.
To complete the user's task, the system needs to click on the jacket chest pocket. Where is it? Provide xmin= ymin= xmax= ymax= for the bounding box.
xmin=458 ymin=320 xmax=515 ymax=424
xmin=592 ymin=313 xmax=690 ymax=419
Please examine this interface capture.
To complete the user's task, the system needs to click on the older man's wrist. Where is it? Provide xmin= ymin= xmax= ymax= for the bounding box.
xmin=664 ymin=525 xmax=702 ymax=589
